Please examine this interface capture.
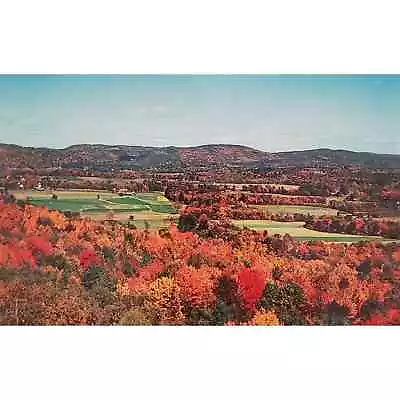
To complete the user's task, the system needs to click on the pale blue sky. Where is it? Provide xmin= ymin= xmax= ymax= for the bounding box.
xmin=0 ymin=75 xmax=399 ymax=154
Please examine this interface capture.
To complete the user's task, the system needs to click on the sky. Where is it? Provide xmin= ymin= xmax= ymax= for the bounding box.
xmin=0 ymin=75 xmax=399 ymax=154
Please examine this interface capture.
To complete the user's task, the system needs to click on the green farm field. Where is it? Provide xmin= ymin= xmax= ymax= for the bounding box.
xmin=12 ymin=190 xmax=177 ymax=228
xmin=232 ymin=219 xmax=389 ymax=243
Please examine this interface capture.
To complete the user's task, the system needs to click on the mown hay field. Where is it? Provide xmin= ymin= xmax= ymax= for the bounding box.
xmin=232 ymin=219 xmax=387 ymax=243
xmin=256 ymin=204 xmax=338 ymax=216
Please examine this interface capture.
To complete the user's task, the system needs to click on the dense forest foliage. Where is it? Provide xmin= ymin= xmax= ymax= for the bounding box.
xmin=1 ymin=197 xmax=400 ymax=325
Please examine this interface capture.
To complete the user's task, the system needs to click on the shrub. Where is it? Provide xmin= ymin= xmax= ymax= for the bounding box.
xmin=237 ymin=268 xmax=265 ymax=312
xmin=102 ymin=246 xmax=115 ymax=262
xmin=249 ymin=309 xmax=280 ymax=326
xmin=178 ymin=213 xmax=197 ymax=232
xmin=358 ymin=299 xmax=385 ymax=321
xmin=38 ymin=217 xmax=53 ymax=227
xmin=357 ymin=259 xmax=372 ymax=279
xmin=259 ymin=282 xmax=308 ymax=325
xmin=83 ymin=266 xmax=114 ymax=289
xmin=188 ymin=308 xmax=214 ymax=325
xmin=322 ymin=301 xmax=351 ymax=325
xmin=212 ymin=301 xmax=235 ymax=326
xmin=118 ymin=308 xmax=153 ymax=325
xmin=215 ymin=276 xmax=245 ymax=323
xmin=43 ymin=254 xmax=70 ymax=271
xmin=140 ymin=251 xmax=152 ymax=267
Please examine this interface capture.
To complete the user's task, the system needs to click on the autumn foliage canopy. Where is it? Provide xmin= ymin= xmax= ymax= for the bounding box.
xmin=1 ymin=200 xmax=400 ymax=325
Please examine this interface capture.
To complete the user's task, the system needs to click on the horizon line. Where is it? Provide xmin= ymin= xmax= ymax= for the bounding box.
xmin=1 ymin=141 xmax=399 ymax=156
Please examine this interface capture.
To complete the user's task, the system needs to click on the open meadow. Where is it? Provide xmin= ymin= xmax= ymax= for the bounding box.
xmin=232 ymin=219 xmax=389 ymax=242
xmin=255 ymin=204 xmax=338 ymax=216
xmin=11 ymin=190 xmax=177 ymax=229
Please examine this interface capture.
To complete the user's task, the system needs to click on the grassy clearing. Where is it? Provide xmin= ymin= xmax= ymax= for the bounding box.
xmin=232 ymin=219 xmax=386 ymax=243
xmin=110 ymin=196 xmax=176 ymax=213
xmin=135 ymin=192 xmax=168 ymax=201
xmin=256 ymin=204 xmax=338 ymax=216
xmin=127 ymin=219 xmax=171 ymax=230
xmin=13 ymin=190 xmax=177 ymax=217
xmin=86 ymin=210 xmax=175 ymax=230
xmin=26 ymin=198 xmax=107 ymax=212
xmin=12 ymin=190 xmax=115 ymax=200
xmin=107 ymin=197 xmax=152 ymax=207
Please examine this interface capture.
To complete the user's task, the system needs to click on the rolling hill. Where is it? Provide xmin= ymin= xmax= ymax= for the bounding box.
xmin=1 ymin=142 xmax=400 ymax=170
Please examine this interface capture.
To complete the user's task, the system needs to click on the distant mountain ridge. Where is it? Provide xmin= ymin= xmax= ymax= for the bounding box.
xmin=1 ymin=142 xmax=400 ymax=170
